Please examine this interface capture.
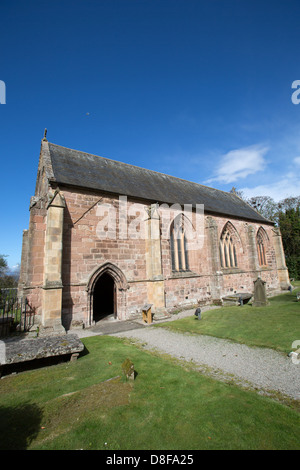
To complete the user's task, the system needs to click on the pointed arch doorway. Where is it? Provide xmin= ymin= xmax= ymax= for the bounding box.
xmin=93 ymin=272 xmax=117 ymax=322
xmin=87 ymin=262 xmax=128 ymax=324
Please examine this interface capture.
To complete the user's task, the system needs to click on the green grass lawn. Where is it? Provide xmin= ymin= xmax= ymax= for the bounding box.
xmin=156 ymin=285 xmax=300 ymax=353
xmin=0 ymin=334 xmax=299 ymax=450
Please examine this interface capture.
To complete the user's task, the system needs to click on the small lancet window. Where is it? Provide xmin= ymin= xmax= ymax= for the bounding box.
xmin=220 ymin=225 xmax=238 ymax=268
xmin=257 ymin=228 xmax=267 ymax=266
xmin=170 ymin=215 xmax=189 ymax=272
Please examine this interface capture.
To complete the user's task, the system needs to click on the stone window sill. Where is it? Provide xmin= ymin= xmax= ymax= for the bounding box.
xmin=169 ymin=270 xmax=199 ymax=279
xmin=221 ymin=267 xmax=243 ymax=274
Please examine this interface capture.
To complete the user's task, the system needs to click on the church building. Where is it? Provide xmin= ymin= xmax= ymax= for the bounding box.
xmin=18 ymin=134 xmax=290 ymax=335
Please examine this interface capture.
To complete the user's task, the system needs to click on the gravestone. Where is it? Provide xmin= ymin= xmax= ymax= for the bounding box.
xmin=194 ymin=307 xmax=201 ymax=320
xmin=252 ymin=277 xmax=268 ymax=307
xmin=122 ymin=358 xmax=135 ymax=381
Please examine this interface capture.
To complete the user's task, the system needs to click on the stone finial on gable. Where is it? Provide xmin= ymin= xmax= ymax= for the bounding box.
xmin=42 ymin=128 xmax=48 ymax=141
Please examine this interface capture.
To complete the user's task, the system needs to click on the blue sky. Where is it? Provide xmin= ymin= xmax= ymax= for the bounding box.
xmin=1 ymin=0 xmax=300 ymax=268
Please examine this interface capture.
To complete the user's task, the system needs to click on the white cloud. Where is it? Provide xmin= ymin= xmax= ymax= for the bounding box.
xmin=241 ymin=173 xmax=300 ymax=202
xmin=294 ymin=156 xmax=300 ymax=166
xmin=205 ymin=144 xmax=269 ymax=184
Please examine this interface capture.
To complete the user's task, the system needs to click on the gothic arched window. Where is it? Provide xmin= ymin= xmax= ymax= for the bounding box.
xmin=170 ymin=215 xmax=189 ymax=272
xmin=257 ymin=227 xmax=268 ymax=266
xmin=220 ymin=222 xmax=238 ymax=268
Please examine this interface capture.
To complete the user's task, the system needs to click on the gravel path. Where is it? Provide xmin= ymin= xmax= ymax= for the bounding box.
xmin=113 ymin=327 xmax=300 ymax=400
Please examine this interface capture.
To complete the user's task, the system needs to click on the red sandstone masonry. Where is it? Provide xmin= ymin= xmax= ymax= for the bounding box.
xmin=22 ymin=181 xmax=283 ymax=329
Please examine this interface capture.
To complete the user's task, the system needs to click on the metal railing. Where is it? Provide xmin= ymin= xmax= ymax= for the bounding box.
xmin=0 ymin=289 xmax=35 ymax=337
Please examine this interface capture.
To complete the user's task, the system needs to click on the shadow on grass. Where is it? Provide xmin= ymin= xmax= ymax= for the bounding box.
xmin=270 ymin=291 xmax=299 ymax=304
xmin=0 ymin=402 xmax=43 ymax=449
xmin=79 ymin=344 xmax=90 ymax=358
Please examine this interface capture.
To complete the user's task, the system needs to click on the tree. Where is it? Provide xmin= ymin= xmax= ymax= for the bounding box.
xmin=0 ymin=254 xmax=19 ymax=288
xmin=279 ymin=206 xmax=300 ymax=280
xmin=228 ymin=189 xmax=300 ymax=279
xmin=230 ymin=189 xmax=278 ymax=222
xmin=278 ymin=196 xmax=300 ymax=212
xmin=0 ymin=254 xmax=8 ymax=277
xmin=246 ymin=196 xmax=278 ymax=223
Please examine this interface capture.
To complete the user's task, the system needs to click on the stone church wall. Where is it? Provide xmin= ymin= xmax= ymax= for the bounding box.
xmin=19 ymin=181 xmax=287 ymax=333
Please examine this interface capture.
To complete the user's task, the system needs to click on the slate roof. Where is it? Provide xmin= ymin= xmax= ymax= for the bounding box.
xmin=46 ymin=142 xmax=272 ymax=224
